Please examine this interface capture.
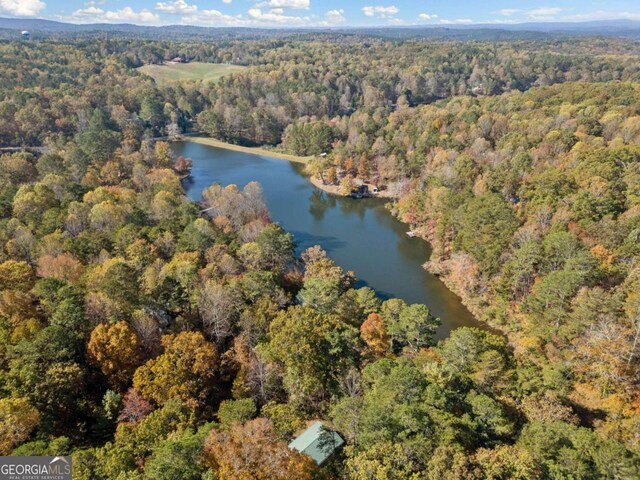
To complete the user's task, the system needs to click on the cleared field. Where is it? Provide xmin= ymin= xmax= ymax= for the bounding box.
xmin=137 ymin=62 xmax=246 ymax=83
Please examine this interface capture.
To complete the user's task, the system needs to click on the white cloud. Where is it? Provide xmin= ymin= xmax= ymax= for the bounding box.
xmin=71 ymin=6 xmax=160 ymax=24
xmin=529 ymin=7 xmax=562 ymax=17
xmin=71 ymin=6 xmax=104 ymax=17
xmin=323 ymin=9 xmax=346 ymax=25
xmin=362 ymin=6 xmax=399 ymax=18
xmin=418 ymin=13 xmax=438 ymax=21
xmin=222 ymin=0 xmax=232 ymax=3
xmin=495 ymin=6 xmax=563 ymax=20
xmin=496 ymin=9 xmax=520 ymax=16
xmin=180 ymin=5 xmax=312 ymax=27
xmin=247 ymin=7 xmax=310 ymax=24
xmin=155 ymin=0 xmax=197 ymax=15
xmin=0 ymin=0 xmax=46 ymax=16
xmin=104 ymin=7 xmax=160 ymax=23
xmin=494 ymin=6 xmax=640 ymax=23
xmin=560 ymin=10 xmax=640 ymax=22
xmin=439 ymin=18 xmax=473 ymax=24
xmin=180 ymin=9 xmax=245 ymax=26
xmin=255 ymin=0 xmax=310 ymax=9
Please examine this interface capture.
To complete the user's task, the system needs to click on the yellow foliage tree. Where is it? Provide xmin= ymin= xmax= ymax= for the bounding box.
xmin=133 ymin=331 xmax=218 ymax=408
xmin=473 ymin=445 xmax=542 ymax=479
xmin=0 ymin=397 xmax=40 ymax=454
xmin=87 ymin=321 xmax=142 ymax=390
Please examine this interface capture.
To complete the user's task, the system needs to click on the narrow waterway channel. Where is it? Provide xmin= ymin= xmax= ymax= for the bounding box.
xmin=174 ymin=140 xmax=482 ymax=339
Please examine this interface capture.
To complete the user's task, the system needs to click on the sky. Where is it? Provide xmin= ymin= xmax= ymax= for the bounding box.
xmin=2 ymin=0 xmax=640 ymax=27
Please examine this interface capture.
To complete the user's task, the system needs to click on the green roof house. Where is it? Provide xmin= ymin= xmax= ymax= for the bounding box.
xmin=288 ymin=421 xmax=344 ymax=466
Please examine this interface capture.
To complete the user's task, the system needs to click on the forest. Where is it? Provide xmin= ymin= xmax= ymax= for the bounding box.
xmin=0 ymin=34 xmax=639 ymax=479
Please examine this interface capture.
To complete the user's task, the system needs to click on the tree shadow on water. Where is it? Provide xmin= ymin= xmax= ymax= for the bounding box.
xmin=353 ymin=278 xmax=394 ymax=300
xmin=288 ymin=230 xmax=346 ymax=255
xmin=308 ymin=189 xmax=336 ymax=221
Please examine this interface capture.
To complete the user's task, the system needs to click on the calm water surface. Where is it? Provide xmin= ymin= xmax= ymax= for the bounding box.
xmin=174 ymin=141 xmax=481 ymax=339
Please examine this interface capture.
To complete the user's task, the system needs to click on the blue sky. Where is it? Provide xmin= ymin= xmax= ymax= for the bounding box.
xmin=3 ymin=0 xmax=640 ymax=27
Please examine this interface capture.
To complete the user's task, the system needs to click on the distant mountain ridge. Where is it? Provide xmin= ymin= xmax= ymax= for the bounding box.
xmin=1 ymin=17 xmax=640 ymax=41
xmin=0 ymin=18 xmax=287 ymax=40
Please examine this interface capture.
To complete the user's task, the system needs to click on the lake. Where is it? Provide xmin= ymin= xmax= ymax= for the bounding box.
xmin=173 ymin=140 xmax=481 ymax=339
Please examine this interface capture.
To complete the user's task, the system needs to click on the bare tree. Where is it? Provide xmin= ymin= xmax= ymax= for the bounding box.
xmin=198 ymin=280 xmax=241 ymax=346
xmin=131 ymin=309 xmax=162 ymax=358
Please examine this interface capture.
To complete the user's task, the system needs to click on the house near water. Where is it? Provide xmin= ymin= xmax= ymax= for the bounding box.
xmin=350 ymin=184 xmax=370 ymax=199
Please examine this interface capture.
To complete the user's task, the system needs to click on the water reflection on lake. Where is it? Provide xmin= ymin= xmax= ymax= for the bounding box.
xmin=174 ymin=141 xmax=481 ymax=339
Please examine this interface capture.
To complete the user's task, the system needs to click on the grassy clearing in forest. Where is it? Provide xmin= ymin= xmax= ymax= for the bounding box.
xmin=138 ymin=62 xmax=246 ymax=83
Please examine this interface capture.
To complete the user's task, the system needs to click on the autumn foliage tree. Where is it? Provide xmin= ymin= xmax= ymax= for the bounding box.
xmin=2 ymin=33 xmax=640 ymax=475
xmin=0 ymin=397 xmax=40 ymax=454
xmin=360 ymin=313 xmax=390 ymax=360
xmin=117 ymin=388 xmax=153 ymax=425
xmin=0 ymin=260 xmax=37 ymax=326
xmin=37 ymin=253 xmax=85 ymax=284
xmin=203 ymin=418 xmax=316 ymax=480
xmin=87 ymin=321 xmax=142 ymax=390
xmin=133 ymin=331 xmax=218 ymax=408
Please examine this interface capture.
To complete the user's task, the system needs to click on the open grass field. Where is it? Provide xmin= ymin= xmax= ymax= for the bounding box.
xmin=137 ymin=62 xmax=246 ymax=83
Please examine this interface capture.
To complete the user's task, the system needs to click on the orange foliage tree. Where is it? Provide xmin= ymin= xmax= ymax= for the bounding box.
xmin=360 ymin=313 xmax=390 ymax=359
xmin=204 ymin=418 xmax=316 ymax=480
xmin=37 ymin=253 xmax=85 ymax=284
xmin=133 ymin=331 xmax=218 ymax=408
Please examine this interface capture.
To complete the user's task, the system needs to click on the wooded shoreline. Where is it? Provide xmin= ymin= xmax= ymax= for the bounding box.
xmin=183 ymin=136 xmax=396 ymax=199
xmin=185 ymin=136 xmax=312 ymax=164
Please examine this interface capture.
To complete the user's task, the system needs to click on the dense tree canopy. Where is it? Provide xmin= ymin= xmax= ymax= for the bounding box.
xmin=0 ymin=31 xmax=639 ymax=479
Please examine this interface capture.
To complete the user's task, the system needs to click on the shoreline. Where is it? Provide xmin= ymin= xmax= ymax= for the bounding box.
xmin=308 ymin=175 xmax=396 ymax=199
xmin=185 ymin=136 xmax=312 ymax=164
xmin=180 ymin=135 xmax=484 ymax=331
xmin=183 ymin=136 xmax=396 ymax=199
